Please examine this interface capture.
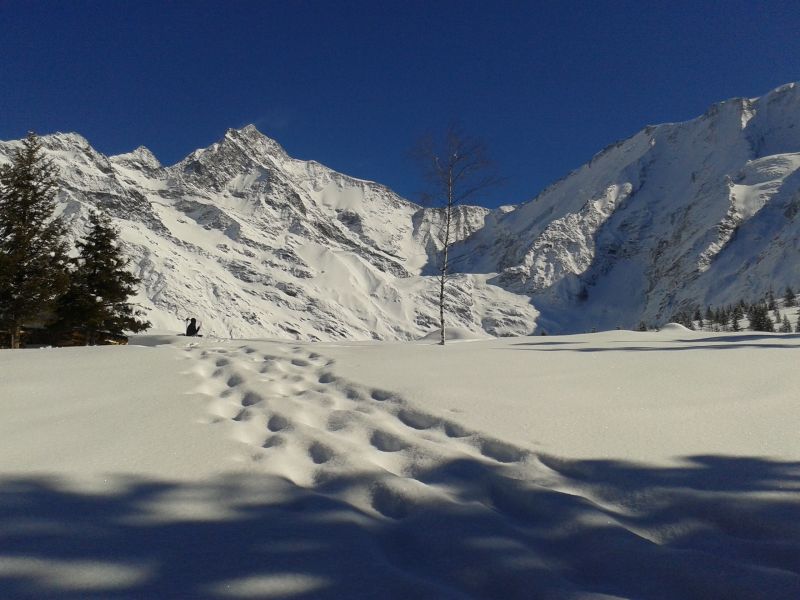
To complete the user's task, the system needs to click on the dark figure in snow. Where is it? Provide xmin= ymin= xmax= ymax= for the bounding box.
xmin=186 ymin=318 xmax=201 ymax=337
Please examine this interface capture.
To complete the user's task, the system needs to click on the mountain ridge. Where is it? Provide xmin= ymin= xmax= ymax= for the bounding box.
xmin=2 ymin=82 xmax=799 ymax=338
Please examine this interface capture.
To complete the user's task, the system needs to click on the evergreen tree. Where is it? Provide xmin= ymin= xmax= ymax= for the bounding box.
xmin=784 ymin=286 xmax=796 ymax=307
xmin=732 ymin=304 xmax=744 ymax=320
xmin=749 ymin=304 xmax=774 ymax=332
xmin=730 ymin=310 xmax=740 ymax=332
xmin=52 ymin=211 xmax=150 ymax=344
xmin=767 ymin=289 xmax=776 ymax=311
xmin=780 ymin=315 xmax=792 ymax=333
xmin=704 ymin=305 xmax=713 ymax=323
xmin=796 ymin=313 xmax=800 ymax=333
xmin=0 ymin=132 xmax=69 ymax=348
xmin=637 ymin=320 xmax=648 ymax=332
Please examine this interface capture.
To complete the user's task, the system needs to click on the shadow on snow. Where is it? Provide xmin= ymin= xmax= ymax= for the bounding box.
xmin=1 ymin=454 xmax=799 ymax=599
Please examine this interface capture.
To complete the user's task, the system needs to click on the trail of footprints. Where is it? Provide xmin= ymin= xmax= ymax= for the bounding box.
xmin=187 ymin=343 xmax=538 ymax=519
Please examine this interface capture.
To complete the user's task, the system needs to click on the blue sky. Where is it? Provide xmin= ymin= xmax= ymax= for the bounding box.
xmin=1 ymin=1 xmax=799 ymax=207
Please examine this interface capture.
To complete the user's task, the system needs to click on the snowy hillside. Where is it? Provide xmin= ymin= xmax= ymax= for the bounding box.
xmin=2 ymin=83 xmax=800 ymax=337
xmin=1 ymin=331 xmax=798 ymax=598
xmin=454 ymin=82 xmax=800 ymax=332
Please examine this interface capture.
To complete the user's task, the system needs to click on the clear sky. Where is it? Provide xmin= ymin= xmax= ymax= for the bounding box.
xmin=1 ymin=1 xmax=799 ymax=208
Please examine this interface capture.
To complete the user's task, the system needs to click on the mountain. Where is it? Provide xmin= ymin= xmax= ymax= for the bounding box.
xmin=2 ymin=83 xmax=799 ymax=338
xmin=0 ymin=125 xmax=536 ymax=339
xmin=452 ymin=82 xmax=800 ymax=331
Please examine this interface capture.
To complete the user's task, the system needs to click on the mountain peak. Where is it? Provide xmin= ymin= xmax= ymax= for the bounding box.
xmin=110 ymin=145 xmax=162 ymax=170
xmin=220 ymin=124 xmax=289 ymax=160
xmin=41 ymin=131 xmax=92 ymax=150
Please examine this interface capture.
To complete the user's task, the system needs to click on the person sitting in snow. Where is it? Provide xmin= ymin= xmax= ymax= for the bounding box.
xmin=185 ymin=317 xmax=201 ymax=337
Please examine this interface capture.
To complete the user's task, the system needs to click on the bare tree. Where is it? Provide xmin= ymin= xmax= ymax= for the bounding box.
xmin=412 ymin=124 xmax=503 ymax=345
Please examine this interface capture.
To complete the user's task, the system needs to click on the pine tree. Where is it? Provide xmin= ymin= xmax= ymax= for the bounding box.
xmin=730 ymin=310 xmax=740 ymax=332
xmin=784 ymin=286 xmax=796 ymax=307
xmin=749 ymin=304 xmax=774 ymax=332
xmin=0 ymin=132 xmax=69 ymax=348
xmin=780 ymin=315 xmax=792 ymax=333
xmin=52 ymin=211 xmax=150 ymax=344
xmin=767 ymin=289 xmax=776 ymax=311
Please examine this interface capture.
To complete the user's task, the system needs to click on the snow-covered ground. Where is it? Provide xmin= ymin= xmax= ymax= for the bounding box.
xmin=1 ymin=329 xmax=799 ymax=598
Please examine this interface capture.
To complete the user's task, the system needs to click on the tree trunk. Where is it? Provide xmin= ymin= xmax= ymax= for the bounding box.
xmin=439 ymin=269 xmax=446 ymax=346
xmin=439 ymin=179 xmax=453 ymax=346
xmin=10 ymin=325 xmax=21 ymax=349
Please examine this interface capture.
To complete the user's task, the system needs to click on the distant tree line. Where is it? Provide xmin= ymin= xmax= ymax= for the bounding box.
xmin=0 ymin=133 xmax=150 ymax=348
xmin=665 ymin=286 xmax=800 ymax=334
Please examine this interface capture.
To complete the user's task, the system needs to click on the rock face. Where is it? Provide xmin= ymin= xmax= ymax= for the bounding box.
xmin=2 ymin=83 xmax=799 ymax=338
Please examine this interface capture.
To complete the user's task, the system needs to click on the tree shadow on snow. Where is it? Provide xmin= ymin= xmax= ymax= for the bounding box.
xmin=679 ymin=333 xmax=800 ymax=344
xmin=1 ymin=454 xmax=799 ymax=599
xmin=509 ymin=341 xmax=799 ymax=352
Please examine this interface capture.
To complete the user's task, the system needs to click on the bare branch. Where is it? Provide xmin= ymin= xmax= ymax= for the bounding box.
xmin=410 ymin=123 xmax=503 ymax=344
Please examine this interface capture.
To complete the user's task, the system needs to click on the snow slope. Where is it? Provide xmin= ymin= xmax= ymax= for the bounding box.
xmin=1 ymin=332 xmax=798 ymax=598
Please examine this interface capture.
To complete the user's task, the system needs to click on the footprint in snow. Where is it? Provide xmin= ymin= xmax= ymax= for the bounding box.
xmin=308 ymin=441 xmax=335 ymax=464
xmin=317 ymin=372 xmax=337 ymax=384
xmin=397 ymin=409 xmax=439 ymax=431
xmin=443 ymin=421 xmax=472 ymax=438
xmin=226 ymin=374 xmax=244 ymax=388
xmin=370 ymin=430 xmax=409 ymax=453
xmin=267 ymin=414 xmax=291 ymax=432
xmin=263 ymin=434 xmax=285 ymax=448
xmin=478 ymin=438 xmax=527 ymax=463
xmin=241 ymin=391 xmax=263 ymax=407
xmin=371 ymin=389 xmax=397 ymax=402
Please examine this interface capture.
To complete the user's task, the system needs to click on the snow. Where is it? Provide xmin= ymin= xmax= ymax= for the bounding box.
xmin=1 ymin=331 xmax=798 ymax=598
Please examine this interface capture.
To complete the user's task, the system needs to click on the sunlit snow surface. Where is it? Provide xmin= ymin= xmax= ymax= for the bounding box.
xmin=1 ymin=330 xmax=798 ymax=598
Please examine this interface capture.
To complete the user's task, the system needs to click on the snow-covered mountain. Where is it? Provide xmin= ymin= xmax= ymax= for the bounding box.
xmin=0 ymin=125 xmax=535 ymax=339
xmin=454 ymin=82 xmax=800 ymax=331
xmin=2 ymin=82 xmax=800 ymax=338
